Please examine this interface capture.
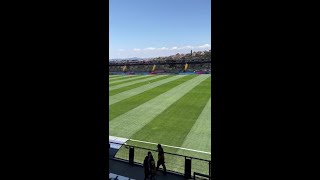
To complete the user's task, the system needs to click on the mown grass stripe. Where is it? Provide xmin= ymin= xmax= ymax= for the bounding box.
xmin=111 ymin=75 xmax=212 ymax=175
xmin=109 ymin=76 xmax=124 ymax=80
xmin=129 ymin=76 xmax=211 ymax=149
xmin=109 ymin=75 xmax=137 ymax=82
xmin=109 ymin=75 xmax=135 ymax=82
xmin=112 ymin=75 xmax=211 ymax=174
xmin=109 ymin=75 xmax=154 ymax=87
xmin=120 ymin=78 xmax=211 ymax=175
xmin=109 ymin=75 xmax=146 ymax=85
xmin=109 ymin=75 xmax=195 ymax=120
xmin=109 ymin=75 xmax=164 ymax=90
xmin=180 ymin=98 xmax=211 ymax=152
xmin=109 ymin=75 xmax=186 ymax=106
xmin=109 ymin=76 xmax=170 ymax=96
xmin=109 ymin=75 xmax=129 ymax=79
xmin=109 ymin=75 xmax=210 ymax=138
xmin=175 ymin=98 xmax=211 ymax=163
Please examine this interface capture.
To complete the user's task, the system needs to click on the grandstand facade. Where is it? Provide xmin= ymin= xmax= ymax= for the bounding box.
xmin=109 ymin=60 xmax=211 ymax=74
xmin=108 ymin=50 xmax=212 ymax=74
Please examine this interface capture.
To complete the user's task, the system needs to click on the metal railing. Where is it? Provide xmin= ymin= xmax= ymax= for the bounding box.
xmin=109 ymin=142 xmax=211 ymax=179
xmin=194 ymin=172 xmax=211 ymax=180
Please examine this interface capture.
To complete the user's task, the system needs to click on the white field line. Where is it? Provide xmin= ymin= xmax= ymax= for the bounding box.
xmin=109 ymin=75 xmax=211 ymax=137
xmin=109 ymin=75 xmax=167 ymax=91
xmin=108 ymin=135 xmax=210 ymax=154
xmin=109 ymin=135 xmax=129 ymax=143
xmin=109 ymin=75 xmax=185 ymax=106
xmin=128 ymin=139 xmax=211 ymax=154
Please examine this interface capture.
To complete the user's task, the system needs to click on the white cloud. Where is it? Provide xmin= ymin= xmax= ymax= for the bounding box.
xmin=145 ymin=47 xmax=156 ymax=50
xmin=159 ymin=47 xmax=169 ymax=50
xmin=180 ymin=46 xmax=193 ymax=49
xmin=120 ymin=44 xmax=210 ymax=58
xmin=197 ymin=44 xmax=211 ymax=49
xmin=132 ymin=44 xmax=210 ymax=52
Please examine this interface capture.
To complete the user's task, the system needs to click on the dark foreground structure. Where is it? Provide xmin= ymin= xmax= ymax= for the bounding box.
xmin=109 ymin=141 xmax=212 ymax=180
xmin=109 ymin=159 xmax=185 ymax=180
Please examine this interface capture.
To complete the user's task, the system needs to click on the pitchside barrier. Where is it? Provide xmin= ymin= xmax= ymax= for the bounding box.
xmin=109 ymin=141 xmax=211 ymax=179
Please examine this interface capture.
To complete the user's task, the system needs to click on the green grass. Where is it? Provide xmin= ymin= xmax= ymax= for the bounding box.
xmin=109 ymin=75 xmax=132 ymax=82
xmin=130 ymin=77 xmax=211 ymax=146
xmin=109 ymin=74 xmax=211 ymax=176
xmin=109 ymin=75 xmax=195 ymax=120
xmin=109 ymin=75 xmax=148 ymax=86
xmin=109 ymin=75 xmax=170 ymax=96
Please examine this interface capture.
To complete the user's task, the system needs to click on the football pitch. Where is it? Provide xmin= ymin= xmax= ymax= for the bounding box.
xmin=109 ymin=74 xmax=211 ymax=174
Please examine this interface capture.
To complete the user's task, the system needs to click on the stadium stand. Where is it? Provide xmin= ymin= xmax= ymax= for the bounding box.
xmin=108 ymin=50 xmax=212 ymax=74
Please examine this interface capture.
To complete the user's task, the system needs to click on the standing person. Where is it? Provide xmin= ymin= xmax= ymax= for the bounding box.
xmin=156 ymin=144 xmax=167 ymax=175
xmin=148 ymin=152 xmax=156 ymax=180
xmin=143 ymin=154 xmax=150 ymax=180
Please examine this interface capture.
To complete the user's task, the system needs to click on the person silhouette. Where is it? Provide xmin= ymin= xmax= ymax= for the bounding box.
xmin=156 ymin=144 xmax=167 ymax=175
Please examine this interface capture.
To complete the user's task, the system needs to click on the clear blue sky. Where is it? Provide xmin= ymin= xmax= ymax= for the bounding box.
xmin=109 ymin=0 xmax=211 ymax=59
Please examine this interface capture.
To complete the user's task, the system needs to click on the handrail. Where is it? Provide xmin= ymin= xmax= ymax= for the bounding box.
xmin=194 ymin=172 xmax=211 ymax=180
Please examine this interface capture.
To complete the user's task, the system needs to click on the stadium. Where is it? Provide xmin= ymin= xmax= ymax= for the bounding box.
xmin=109 ymin=50 xmax=212 ymax=179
